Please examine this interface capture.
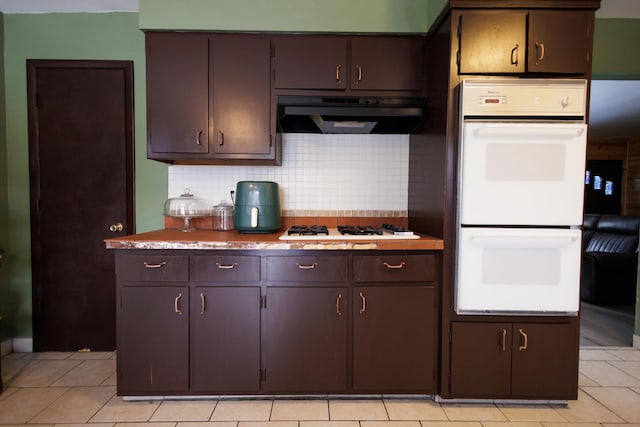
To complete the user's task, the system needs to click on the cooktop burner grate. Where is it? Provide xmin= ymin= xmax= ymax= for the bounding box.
xmin=287 ymin=225 xmax=329 ymax=236
xmin=337 ymin=225 xmax=384 ymax=235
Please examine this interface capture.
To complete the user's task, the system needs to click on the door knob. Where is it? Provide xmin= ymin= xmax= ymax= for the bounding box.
xmin=109 ymin=223 xmax=124 ymax=232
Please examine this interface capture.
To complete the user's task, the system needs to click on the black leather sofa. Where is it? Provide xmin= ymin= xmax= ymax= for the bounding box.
xmin=581 ymin=214 xmax=640 ymax=305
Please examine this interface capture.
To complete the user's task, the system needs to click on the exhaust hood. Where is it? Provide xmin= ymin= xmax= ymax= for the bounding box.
xmin=277 ymin=95 xmax=425 ymax=134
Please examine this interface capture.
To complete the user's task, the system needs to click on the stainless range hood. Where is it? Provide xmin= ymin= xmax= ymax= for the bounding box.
xmin=277 ymin=95 xmax=425 ymax=134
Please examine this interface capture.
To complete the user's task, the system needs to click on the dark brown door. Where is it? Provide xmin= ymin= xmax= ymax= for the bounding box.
xmin=191 ymin=286 xmax=261 ymax=393
xmin=117 ymin=286 xmax=189 ymax=394
xmin=352 ymin=286 xmax=436 ymax=392
xmin=264 ymin=286 xmax=348 ymax=392
xmin=527 ymin=11 xmax=593 ymax=74
xmin=450 ymin=322 xmax=512 ymax=397
xmin=511 ymin=322 xmax=579 ymax=399
xmin=27 ymin=60 xmax=134 ymax=351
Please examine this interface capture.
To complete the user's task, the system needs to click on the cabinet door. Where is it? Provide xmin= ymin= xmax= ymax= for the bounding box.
xmin=353 ymin=286 xmax=436 ymax=392
xmin=146 ymin=33 xmax=209 ymax=154
xmin=211 ymin=35 xmax=273 ymax=158
xmin=191 ymin=286 xmax=261 ymax=392
xmin=350 ymin=36 xmax=424 ymax=91
xmin=273 ymin=36 xmax=348 ymax=89
xmin=117 ymin=286 xmax=189 ymax=394
xmin=511 ymin=322 xmax=579 ymax=399
xmin=264 ymin=286 xmax=348 ymax=392
xmin=458 ymin=12 xmax=527 ymax=74
xmin=450 ymin=322 xmax=511 ymax=397
xmin=527 ymin=11 xmax=593 ymax=74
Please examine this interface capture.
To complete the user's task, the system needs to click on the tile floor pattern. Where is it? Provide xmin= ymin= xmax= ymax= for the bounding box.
xmin=1 ymin=347 xmax=640 ymax=426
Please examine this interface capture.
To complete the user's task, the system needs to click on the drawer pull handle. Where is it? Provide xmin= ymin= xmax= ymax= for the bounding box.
xmin=296 ymin=262 xmax=318 ymax=269
xmin=336 ymin=293 xmax=342 ymax=316
xmin=519 ymin=328 xmax=528 ymax=351
xmin=359 ymin=291 xmax=366 ymax=314
xmin=216 ymin=262 xmax=238 ymax=269
xmin=500 ymin=328 xmax=507 ymax=352
xmin=174 ymin=293 xmax=183 ymax=315
xmin=383 ymin=261 xmax=406 ymax=269
xmin=143 ymin=261 xmax=166 ymax=269
xmin=200 ymin=292 xmax=205 ymax=314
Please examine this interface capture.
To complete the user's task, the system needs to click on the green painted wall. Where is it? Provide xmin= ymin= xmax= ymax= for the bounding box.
xmin=139 ymin=0 xmax=430 ymax=33
xmin=592 ymin=19 xmax=640 ymax=79
xmin=0 ymin=14 xmax=9 ymax=342
xmin=2 ymin=12 xmax=166 ymax=340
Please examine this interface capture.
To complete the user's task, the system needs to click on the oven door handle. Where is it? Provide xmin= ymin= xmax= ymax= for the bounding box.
xmin=469 ymin=234 xmax=578 ymax=248
xmin=471 ymin=126 xmax=585 ymax=139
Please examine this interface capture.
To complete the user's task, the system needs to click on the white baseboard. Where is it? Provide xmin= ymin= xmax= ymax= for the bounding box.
xmin=12 ymin=338 xmax=33 ymax=353
xmin=634 ymin=334 xmax=640 ymax=349
xmin=1 ymin=339 xmax=12 ymax=356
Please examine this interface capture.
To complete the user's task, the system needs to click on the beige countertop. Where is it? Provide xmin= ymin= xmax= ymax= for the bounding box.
xmin=104 ymin=229 xmax=444 ymax=251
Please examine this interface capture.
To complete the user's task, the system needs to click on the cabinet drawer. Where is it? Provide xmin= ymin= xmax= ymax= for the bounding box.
xmin=266 ymin=256 xmax=348 ymax=282
xmin=192 ymin=255 xmax=260 ymax=282
xmin=116 ymin=254 xmax=189 ymax=282
xmin=353 ymin=255 xmax=436 ymax=282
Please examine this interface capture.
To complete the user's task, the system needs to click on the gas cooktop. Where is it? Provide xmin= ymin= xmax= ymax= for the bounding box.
xmin=279 ymin=224 xmax=419 ymax=240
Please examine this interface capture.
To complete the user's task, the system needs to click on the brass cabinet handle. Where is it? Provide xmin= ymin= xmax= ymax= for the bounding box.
xmin=174 ymin=293 xmax=183 ymax=315
xmin=535 ymin=42 xmax=545 ymax=64
xmin=500 ymin=328 xmax=507 ymax=352
xmin=510 ymin=44 xmax=519 ymax=65
xmin=359 ymin=291 xmax=366 ymax=314
xmin=109 ymin=223 xmax=124 ymax=232
xmin=336 ymin=293 xmax=342 ymax=316
xmin=519 ymin=328 xmax=528 ymax=351
xmin=219 ymin=130 xmax=224 ymax=146
xmin=383 ymin=261 xmax=406 ymax=269
xmin=335 ymin=64 xmax=341 ymax=82
xmin=200 ymin=292 xmax=205 ymax=315
xmin=143 ymin=261 xmax=166 ymax=269
xmin=216 ymin=262 xmax=238 ymax=269
xmin=296 ymin=262 xmax=318 ymax=269
xmin=356 ymin=65 xmax=362 ymax=82
xmin=196 ymin=130 xmax=203 ymax=146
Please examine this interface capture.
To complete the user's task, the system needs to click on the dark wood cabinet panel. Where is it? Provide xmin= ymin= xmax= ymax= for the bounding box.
xmin=527 ymin=11 xmax=593 ymax=74
xmin=146 ymin=33 xmax=209 ymax=155
xmin=353 ymin=254 xmax=436 ymax=282
xmin=192 ymin=255 xmax=260 ymax=282
xmin=116 ymin=252 xmax=189 ymax=282
xmin=264 ymin=286 xmax=348 ymax=392
xmin=353 ymin=286 xmax=436 ymax=392
xmin=458 ymin=10 xmax=593 ymax=75
xmin=191 ymin=286 xmax=261 ymax=392
xmin=210 ymin=35 xmax=274 ymax=158
xmin=450 ymin=321 xmax=578 ymax=399
xmin=117 ymin=286 xmax=189 ymax=394
xmin=266 ymin=255 xmax=349 ymax=282
xmin=511 ymin=322 xmax=579 ymax=399
xmin=350 ymin=36 xmax=425 ymax=91
xmin=273 ymin=36 xmax=348 ymax=90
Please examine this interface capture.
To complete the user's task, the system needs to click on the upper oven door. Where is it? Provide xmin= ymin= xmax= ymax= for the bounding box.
xmin=459 ymin=122 xmax=587 ymax=226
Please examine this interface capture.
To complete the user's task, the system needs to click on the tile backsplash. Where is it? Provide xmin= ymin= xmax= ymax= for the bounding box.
xmin=168 ymin=133 xmax=409 ymax=216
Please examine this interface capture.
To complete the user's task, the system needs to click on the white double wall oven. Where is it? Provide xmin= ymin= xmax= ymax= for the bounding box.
xmin=455 ymin=79 xmax=588 ymax=315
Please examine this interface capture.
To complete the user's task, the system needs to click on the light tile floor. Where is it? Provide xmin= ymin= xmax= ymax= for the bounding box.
xmin=1 ymin=347 xmax=640 ymax=426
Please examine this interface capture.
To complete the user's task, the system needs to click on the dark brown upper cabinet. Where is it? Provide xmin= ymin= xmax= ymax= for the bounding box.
xmin=146 ymin=32 xmax=278 ymax=165
xmin=457 ymin=10 xmax=594 ymax=75
xmin=273 ymin=35 xmax=425 ymax=92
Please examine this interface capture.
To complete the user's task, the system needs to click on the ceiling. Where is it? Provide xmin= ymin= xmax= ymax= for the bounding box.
xmin=0 ymin=0 xmax=637 ymax=141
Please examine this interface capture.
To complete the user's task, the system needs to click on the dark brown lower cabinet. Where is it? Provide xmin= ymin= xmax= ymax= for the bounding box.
xmin=353 ymin=286 xmax=436 ymax=392
xmin=117 ymin=286 xmax=190 ymax=394
xmin=191 ymin=286 xmax=261 ymax=393
xmin=264 ymin=286 xmax=348 ymax=392
xmin=450 ymin=321 xmax=579 ymax=399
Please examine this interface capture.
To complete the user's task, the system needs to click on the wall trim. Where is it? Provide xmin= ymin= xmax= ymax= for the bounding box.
xmin=12 ymin=337 xmax=33 ymax=353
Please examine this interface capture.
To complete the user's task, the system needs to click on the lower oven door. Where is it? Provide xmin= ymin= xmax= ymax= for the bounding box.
xmin=455 ymin=227 xmax=581 ymax=315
